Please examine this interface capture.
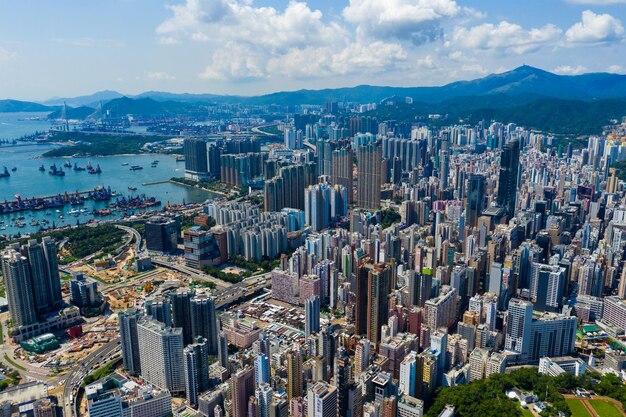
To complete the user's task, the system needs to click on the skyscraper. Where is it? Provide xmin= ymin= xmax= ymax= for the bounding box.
xmin=497 ymin=139 xmax=520 ymax=215
xmin=184 ymin=138 xmax=208 ymax=180
xmin=137 ymin=318 xmax=185 ymax=395
xmin=25 ymin=238 xmax=63 ymax=314
xmin=119 ymin=308 xmax=142 ymax=376
xmin=171 ymin=288 xmax=195 ymax=345
xmin=366 ymin=263 xmax=392 ymax=346
xmin=1 ymin=249 xmax=37 ymax=327
xmin=466 ymin=174 xmax=486 ymax=229
xmin=287 ymin=346 xmax=303 ymax=401
xmin=331 ymin=146 xmax=354 ymax=203
xmin=190 ymin=295 xmax=219 ymax=355
xmin=218 ymin=330 xmax=229 ymax=370
xmin=306 ymin=381 xmax=337 ymax=417
xmin=504 ymin=298 xmax=533 ymax=359
xmin=231 ymin=366 xmax=256 ymax=417
xmin=305 ymin=296 xmax=321 ymax=337
xmin=184 ymin=337 xmax=209 ymax=407
xmin=255 ymin=354 xmax=270 ymax=388
xmin=334 ymin=347 xmax=351 ymax=417
xmin=256 ymin=383 xmax=274 ymax=417
xmin=357 ymin=141 xmax=382 ymax=210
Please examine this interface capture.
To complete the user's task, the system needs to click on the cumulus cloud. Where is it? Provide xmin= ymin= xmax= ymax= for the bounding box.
xmin=146 ymin=71 xmax=176 ymax=80
xmin=553 ymin=65 xmax=588 ymax=75
xmin=343 ymin=0 xmax=460 ymax=44
xmin=565 ymin=10 xmax=624 ymax=44
xmin=451 ymin=21 xmax=562 ymax=55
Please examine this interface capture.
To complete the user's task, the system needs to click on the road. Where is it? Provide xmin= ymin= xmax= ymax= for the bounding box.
xmin=151 ymin=256 xmax=231 ymax=290
xmin=115 ymin=224 xmax=142 ymax=253
xmin=61 ymin=338 xmax=120 ymax=417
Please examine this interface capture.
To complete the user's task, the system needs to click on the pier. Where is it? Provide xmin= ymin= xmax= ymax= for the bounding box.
xmin=0 ymin=186 xmax=115 ymax=215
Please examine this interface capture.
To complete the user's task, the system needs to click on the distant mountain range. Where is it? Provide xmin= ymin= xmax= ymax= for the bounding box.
xmin=2 ymin=66 xmax=626 ymax=134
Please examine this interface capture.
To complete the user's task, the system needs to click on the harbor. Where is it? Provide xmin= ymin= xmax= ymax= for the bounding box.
xmin=0 ymin=141 xmax=219 ymax=236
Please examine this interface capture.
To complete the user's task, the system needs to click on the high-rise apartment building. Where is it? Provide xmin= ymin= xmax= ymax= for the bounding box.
xmin=357 ymin=141 xmax=382 ymax=210
xmin=119 ymin=308 xmax=142 ymax=376
xmin=137 ymin=318 xmax=185 ymax=395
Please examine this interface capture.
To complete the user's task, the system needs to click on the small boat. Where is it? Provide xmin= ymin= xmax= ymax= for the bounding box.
xmin=30 ymin=220 xmax=38 ymax=226
xmin=88 ymin=164 xmax=101 ymax=174
xmin=46 ymin=211 xmax=51 ymax=216
xmin=73 ymin=163 xmax=86 ymax=171
xmin=63 ymin=161 xmax=72 ymax=168
xmin=128 ymin=186 xmax=137 ymax=191
xmin=0 ymin=166 xmax=10 ymax=178
xmin=11 ymin=167 xmax=17 ymax=172
xmin=55 ymin=209 xmax=61 ymax=213
xmin=68 ymin=209 xmax=80 ymax=216
xmin=121 ymin=162 xmax=129 ymax=166
xmin=130 ymin=165 xmax=143 ymax=171
xmin=39 ymin=164 xmax=45 ymax=172
xmin=79 ymin=208 xmax=87 ymax=213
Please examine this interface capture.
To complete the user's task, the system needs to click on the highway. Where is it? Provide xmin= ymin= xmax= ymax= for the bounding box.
xmin=115 ymin=224 xmax=142 ymax=253
xmin=61 ymin=339 xmax=120 ymax=417
xmin=151 ymin=256 xmax=231 ymax=290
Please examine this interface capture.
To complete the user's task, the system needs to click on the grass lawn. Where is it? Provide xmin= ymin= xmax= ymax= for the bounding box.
xmin=520 ymin=407 xmax=534 ymax=417
xmin=589 ymin=400 xmax=623 ymax=417
xmin=566 ymin=399 xmax=593 ymax=417
xmin=3 ymin=354 xmax=25 ymax=371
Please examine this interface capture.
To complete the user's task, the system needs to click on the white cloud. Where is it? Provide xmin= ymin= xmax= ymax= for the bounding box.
xmin=416 ymin=55 xmax=436 ymax=69
xmin=608 ymin=64 xmax=624 ymax=73
xmin=343 ymin=0 xmax=460 ymax=44
xmin=565 ymin=10 xmax=624 ymax=44
xmin=145 ymin=71 xmax=176 ymax=80
xmin=451 ymin=21 xmax=562 ymax=55
xmin=0 ymin=47 xmax=15 ymax=62
xmin=553 ymin=65 xmax=588 ymax=75
xmin=161 ymin=0 xmax=414 ymax=81
xmin=566 ymin=0 xmax=626 ymax=5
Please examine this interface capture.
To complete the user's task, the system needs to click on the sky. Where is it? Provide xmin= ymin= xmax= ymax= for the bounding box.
xmin=0 ymin=0 xmax=625 ymax=101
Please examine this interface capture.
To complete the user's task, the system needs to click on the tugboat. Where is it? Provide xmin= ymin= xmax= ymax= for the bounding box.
xmin=0 ymin=166 xmax=10 ymax=178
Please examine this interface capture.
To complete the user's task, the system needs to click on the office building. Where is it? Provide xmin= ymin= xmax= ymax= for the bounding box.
xmin=255 ymin=354 xmax=270 ymax=387
xmin=497 ymin=139 xmax=520 ymax=215
xmin=256 ymin=383 xmax=274 ymax=417
xmin=504 ymin=299 xmax=533 ymax=358
xmin=183 ymin=228 xmax=223 ymax=269
xmin=466 ymin=174 xmax=486 ymax=229
xmin=305 ymin=296 xmax=321 ymax=337
xmin=145 ymin=216 xmax=180 ymax=253
xmin=69 ymin=272 xmax=100 ymax=308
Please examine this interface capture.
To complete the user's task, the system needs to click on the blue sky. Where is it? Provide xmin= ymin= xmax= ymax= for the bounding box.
xmin=0 ymin=0 xmax=625 ymax=100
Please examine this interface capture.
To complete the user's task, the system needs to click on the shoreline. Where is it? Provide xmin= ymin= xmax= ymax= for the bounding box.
xmin=169 ymin=179 xmax=228 ymax=197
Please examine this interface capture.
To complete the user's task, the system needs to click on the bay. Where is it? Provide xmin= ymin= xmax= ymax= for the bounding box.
xmin=0 ymin=112 xmax=53 ymax=141
xmin=0 ymin=144 xmax=218 ymax=237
